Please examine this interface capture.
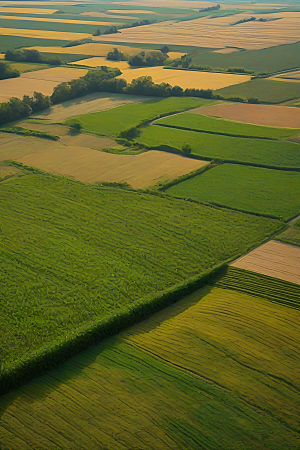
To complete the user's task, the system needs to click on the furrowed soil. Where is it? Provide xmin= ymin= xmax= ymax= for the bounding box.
xmin=231 ymin=240 xmax=300 ymax=284
xmin=190 ymin=102 xmax=300 ymax=129
xmin=0 ymin=285 xmax=299 ymax=449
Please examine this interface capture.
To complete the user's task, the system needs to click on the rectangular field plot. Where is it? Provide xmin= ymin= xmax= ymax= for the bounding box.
xmin=231 ymin=240 xmax=300 ymax=284
xmin=165 ymin=164 xmax=300 ymax=220
xmin=216 ymin=78 xmax=300 ymax=103
xmin=139 ymin=126 xmax=300 ymax=169
xmin=0 ymin=172 xmax=281 ymax=369
xmin=70 ymin=97 xmax=216 ymax=136
xmin=117 ymin=66 xmax=251 ymax=90
xmin=189 ymin=102 xmax=300 ymax=129
xmin=35 ymin=92 xmax=151 ymax=122
xmin=1 ymin=285 xmax=299 ymax=449
xmin=275 ymin=217 xmax=300 ymax=248
xmin=155 ymin=112 xmax=299 ymax=139
xmin=0 ymin=66 xmax=87 ymax=102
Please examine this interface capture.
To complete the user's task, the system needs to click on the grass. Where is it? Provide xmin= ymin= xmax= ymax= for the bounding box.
xmin=211 ymin=265 xmax=300 ymax=309
xmin=0 ymin=169 xmax=281 ymax=371
xmin=166 ymin=164 xmax=300 ymax=220
xmin=0 ymin=126 xmax=59 ymax=140
xmin=155 ymin=112 xmax=299 ymax=139
xmin=65 ymin=97 xmax=217 ymax=136
xmin=3 ymin=61 xmax=49 ymax=73
xmin=191 ymin=41 xmax=300 ymax=74
xmin=216 ymin=78 xmax=300 ymax=103
xmin=138 ymin=125 xmax=300 ymax=169
xmin=1 ymin=284 xmax=299 ymax=449
xmin=0 ymin=34 xmax=67 ymax=52
xmin=275 ymin=218 xmax=300 ymax=247
xmin=39 ymin=52 xmax=92 ymax=63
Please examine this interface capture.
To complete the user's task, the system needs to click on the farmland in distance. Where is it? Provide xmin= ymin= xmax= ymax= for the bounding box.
xmin=165 ymin=164 xmax=300 ymax=220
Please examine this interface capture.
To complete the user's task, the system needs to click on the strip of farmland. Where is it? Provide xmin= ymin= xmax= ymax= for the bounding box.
xmin=231 ymin=240 xmax=300 ymax=284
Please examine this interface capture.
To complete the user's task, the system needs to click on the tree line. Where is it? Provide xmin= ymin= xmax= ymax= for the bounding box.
xmin=0 ymin=61 xmax=20 ymax=80
xmin=5 ymin=49 xmax=64 ymax=66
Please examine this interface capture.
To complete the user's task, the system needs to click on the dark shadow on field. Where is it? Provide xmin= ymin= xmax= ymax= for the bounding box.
xmin=0 ymin=285 xmax=211 ymax=415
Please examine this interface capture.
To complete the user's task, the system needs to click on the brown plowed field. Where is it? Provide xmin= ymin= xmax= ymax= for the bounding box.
xmin=35 ymin=92 xmax=150 ymax=122
xmin=0 ymin=67 xmax=87 ymax=102
xmin=190 ymin=102 xmax=300 ymax=128
xmin=96 ymin=12 xmax=300 ymax=50
xmin=0 ymin=133 xmax=207 ymax=188
xmin=231 ymin=240 xmax=300 ymax=285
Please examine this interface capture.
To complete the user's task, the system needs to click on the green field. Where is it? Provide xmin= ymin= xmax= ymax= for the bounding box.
xmin=216 ymin=78 xmax=300 ymax=103
xmin=0 ymin=35 xmax=67 ymax=52
xmin=275 ymin=217 xmax=300 ymax=247
xmin=155 ymin=112 xmax=299 ymax=139
xmin=1 ymin=284 xmax=299 ymax=449
xmin=212 ymin=265 xmax=300 ymax=309
xmin=0 ymin=169 xmax=281 ymax=371
xmin=138 ymin=125 xmax=300 ymax=169
xmin=166 ymin=164 xmax=300 ymax=219
xmin=67 ymin=97 xmax=217 ymax=136
xmin=3 ymin=61 xmax=49 ymax=73
xmin=191 ymin=42 xmax=300 ymax=74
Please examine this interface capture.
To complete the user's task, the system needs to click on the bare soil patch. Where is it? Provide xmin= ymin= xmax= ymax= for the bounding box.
xmin=231 ymin=240 xmax=300 ymax=285
xmin=190 ymin=102 xmax=300 ymax=128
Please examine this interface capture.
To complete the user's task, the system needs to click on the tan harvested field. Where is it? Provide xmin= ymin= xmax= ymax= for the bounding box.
xmin=35 ymin=92 xmax=150 ymax=122
xmin=231 ymin=240 xmax=300 ymax=285
xmin=0 ymin=14 xmax=124 ymax=25
xmin=74 ymin=56 xmax=131 ymax=70
xmin=107 ymin=9 xmax=158 ymax=14
xmin=27 ymin=43 xmax=150 ymax=57
xmin=213 ymin=48 xmax=242 ymax=54
xmin=0 ymin=67 xmax=87 ymax=102
xmin=0 ymin=133 xmax=207 ymax=188
xmin=0 ymin=164 xmax=21 ymax=178
xmin=0 ymin=6 xmax=58 ymax=13
xmin=118 ymin=66 xmax=251 ymax=90
xmin=96 ymin=12 xmax=300 ymax=50
xmin=278 ymin=71 xmax=300 ymax=80
xmin=190 ymin=102 xmax=300 ymax=128
xmin=0 ymin=27 xmax=91 ymax=40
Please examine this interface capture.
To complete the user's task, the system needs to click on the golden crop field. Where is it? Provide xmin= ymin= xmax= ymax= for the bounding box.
xmin=35 ymin=92 xmax=150 ymax=122
xmin=27 ymin=43 xmax=151 ymax=57
xmin=118 ymin=66 xmax=251 ymax=90
xmin=0 ymin=132 xmax=206 ymax=187
xmin=0 ymin=14 xmax=124 ymax=26
xmin=0 ymin=27 xmax=91 ymax=40
xmin=97 ymin=12 xmax=300 ymax=50
xmin=0 ymin=67 xmax=87 ymax=102
xmin=74 ymin=56 xmax=131 ymax=71
xmin=107 ymin=9 xmax=158 ymax=14
xmin=0 ymin=6 xmax=58 ymax=13
xmin=190 ymin=102 xmax=300 ymax=128
xmin=1 ymin=285 xmax=299 ymax=449
xmin=231 ymin=240 xmax=300 ymax=284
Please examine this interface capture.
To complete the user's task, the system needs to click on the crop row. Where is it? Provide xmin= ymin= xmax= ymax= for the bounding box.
xmin=211 ymin=266 xmax=300 ymax=309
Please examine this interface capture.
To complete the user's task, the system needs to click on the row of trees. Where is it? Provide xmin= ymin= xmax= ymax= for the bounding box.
xmin=128 ymin=50 xmax=169 ymax=67
xmin=0 ymin=92 xmax=51 ymax=126
xmin=0 ymin=61 xmax=20 ymax=80
xmin=93 ymin=19 xmax=153 ymax=37
xmin=5 ymin=49 xmax=63 ymax=66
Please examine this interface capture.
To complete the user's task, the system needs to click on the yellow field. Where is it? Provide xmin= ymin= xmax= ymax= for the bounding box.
xmin=0 ymin=27 xmax=91 ymax=40
xmin=118 ymin=66 xmax=251 ymax=90
xmin=35 ymin=92 xmax=150 ymax=122
xmin=107 ymin=9 xmax=158 ymax=14
xmin=96 ymin=12 xmax=300 ymax=50
xmin=0 ymin=132 xmax=207 ymax=187
xmin=74 ymin=56 xmax=131 ymax=70
xmin=0 ymin=164 xmax=21 ymax=178
xmin=231 ymin=240 xmax=300 ymax=284
xmin=26 ymin=43 xmax=151 ymax=57
xmin=0 ymin=6 xmax=58 ymax=13
xmin=1 ymin=284 xmax=299 ymax=449
xmin=0 ymin=14 xmax=124 ymax=25
xmin=0 ymin=67 xmax=87 ymax=102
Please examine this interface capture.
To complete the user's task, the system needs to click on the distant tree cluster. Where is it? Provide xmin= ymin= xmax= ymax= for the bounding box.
xmin=231 ymin=16 xmax=256 ymax=26
xmin=0 ymin=92 xmax=51 ymax=126
xmin=0 ymin=61 xmax=20 ymax=80
xmin=198 ymin=4 xmax=220 ymax=12
xmin=5 ymin=49 xmax=63 ymax=66
xmin=128 ymin=50 xmax=169 ymax=67
xmin=107 ymin=48 xmax=129 ymax=61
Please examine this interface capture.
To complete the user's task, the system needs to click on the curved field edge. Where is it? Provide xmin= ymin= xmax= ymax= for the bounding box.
xmin=0 ymin=170 xmax=282 ymax=395
xmin=210 ymin=265 xmax=300 ymax=309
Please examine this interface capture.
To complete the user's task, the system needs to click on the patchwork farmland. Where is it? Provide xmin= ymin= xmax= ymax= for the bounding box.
xmin=1 ymin=0 xmax=300 ymax=448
